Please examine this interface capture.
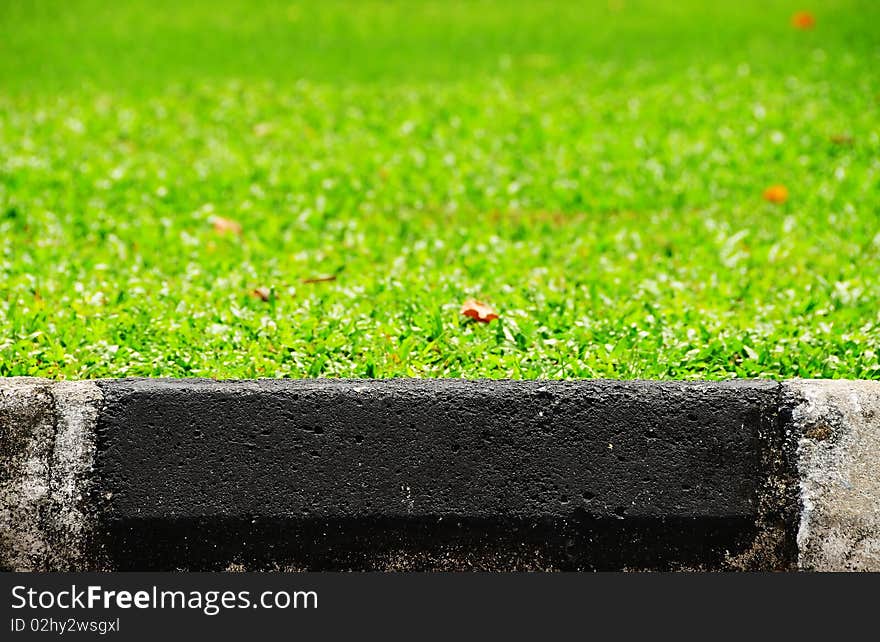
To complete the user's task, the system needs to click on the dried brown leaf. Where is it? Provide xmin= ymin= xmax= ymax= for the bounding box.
xmin=251 ymin=287 xmax=271 ymax=302
xmin=460 ymin=299 xmax=499 ymax=323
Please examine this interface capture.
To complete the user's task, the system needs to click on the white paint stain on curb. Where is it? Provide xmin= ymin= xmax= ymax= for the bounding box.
xmin=784 ymin=380 xmax=880 ymax=571
xmin=0 ymin=378 xmax=103 ymax=571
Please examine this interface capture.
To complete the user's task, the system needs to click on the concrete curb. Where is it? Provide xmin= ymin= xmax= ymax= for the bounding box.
xmin=0 ymin=379 xmax=102 ymax=571
xmin=783 ymin=380 xmax=880 ymax=571
xmin=1 ymin=378 xmax=877 ymax=571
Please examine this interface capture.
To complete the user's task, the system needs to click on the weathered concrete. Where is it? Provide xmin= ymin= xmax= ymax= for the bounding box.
xmin=783 ymin=380 xmax=880 ymax=571
xmin=0 ymin=378 xmax=55 ymax=571
xmin=5 ymin=377 xmax=880 ymax=571
xmin=92 ymin=378 xmax=786 ymax=570
xmin=50 ymin=381 xmax=104 ymax=568
xmin=0 ymin=379 xmax=103 ymax=571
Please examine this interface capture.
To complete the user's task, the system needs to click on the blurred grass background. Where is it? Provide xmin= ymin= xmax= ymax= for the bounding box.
xmin=3 ymin=1 xmax=879 ymax=90
xmin=1 ymin=1 xmax=879 ymax=379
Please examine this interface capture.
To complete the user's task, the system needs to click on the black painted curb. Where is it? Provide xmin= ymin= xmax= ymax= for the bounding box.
xmin=3 ymin=379 xmax=803 ymax=571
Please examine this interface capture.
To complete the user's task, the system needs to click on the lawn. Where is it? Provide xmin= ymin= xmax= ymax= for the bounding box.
xmin=1 ymin=0 xmax=879 ymax=379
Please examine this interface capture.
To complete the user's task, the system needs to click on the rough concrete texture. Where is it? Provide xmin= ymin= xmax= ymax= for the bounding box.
xmin=13 ymin=377 xmax=880 ymax=571
xmin=49 ymin=381 xmax=104 ymax=568
xmin=95 ymin=378 xmax=783 ymax=570
xmin=0 ymin=378 xmax=55 ymax=571
xmin=784 ymin=380 xmax=880 ymax=571
xmin=0 ymin=379 xmax=103 ymax=571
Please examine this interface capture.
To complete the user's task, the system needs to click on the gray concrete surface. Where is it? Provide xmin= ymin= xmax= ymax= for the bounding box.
xmin=0 ymin=378 xmax=55 ymax=570
xmin=783 ymin=379 xmax=880 ymax=571
xmin=1 ymin=377 xmax=878 ymax=571
xmin=0 ymin=379 xmax=103 ymax=571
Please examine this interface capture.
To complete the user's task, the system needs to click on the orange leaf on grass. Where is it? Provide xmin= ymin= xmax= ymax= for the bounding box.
xmin=791 ymin=11 xmax=816 ymax=30
xmin=211 ymin=216 xmax=242 ymax=235
xmin=763 ymin=184 xmax=789 ymax=204
xmin=460 ymin=299 xmax=499 ymax=323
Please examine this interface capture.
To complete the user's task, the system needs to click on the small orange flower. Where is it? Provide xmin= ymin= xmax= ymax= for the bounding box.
xmin=460 ymin=299 xmax=499 ymax=323
xmin=211 ymin=216 xmax=243 ymax=235
xmin=791 ymin=11 xmax=816 ymax=30
xmin=763 ymin=184 xmax=789 ymax=204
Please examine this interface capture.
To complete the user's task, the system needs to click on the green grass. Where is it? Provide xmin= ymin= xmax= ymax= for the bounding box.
xmin=1 ymin=0 xmax=879 ymax=379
